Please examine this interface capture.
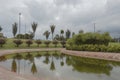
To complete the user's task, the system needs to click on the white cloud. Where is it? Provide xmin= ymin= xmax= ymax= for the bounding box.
xmin=0 ymin=0 xmax=120 ymax=38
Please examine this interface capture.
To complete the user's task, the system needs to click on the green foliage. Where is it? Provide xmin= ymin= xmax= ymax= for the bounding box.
xmin=66 ymin=32 xmax=120 ymax=52
xmin=50 ymin=25 xmax=55 ymax=40
xmin=16 ymin=33 xmax=34 ymax=39
xmin=31 ymin=22 xmax=38 ymax=38
xmin=66 ymin=44 xmax=120 ymax=53
xmin=60 ymin=29 xmax=64 ymax=35
xmin=61 ymin=41 xmax=66 ymax=48
xmin=32 ymin=22 xmax=38 ymax=34
xmin=35 ymin=40 xmax=42 ymax=47
xmin=12 ymin=22 xmax=17 ymax=37
xmin=66 ymin=29 xmax=71 ymax=40
xmin=52 ymin=40 xmax=58 ymax=47
xmin=43 ymin=31 xmax=50 ymax=40
xmin=13 ymin=39 xmax=23 ymax=47
xmin=0 ymin=26 xmax=2 ymax=32
xmin=0 ymin=38 xmax=6 ymax=47
xmin=69 ymin=32 xmax=112 ymax=45
xmin=44 ymin=40 xmax=51 ymax=47
xmin=26 ymin=40 xmax=33 ymax=47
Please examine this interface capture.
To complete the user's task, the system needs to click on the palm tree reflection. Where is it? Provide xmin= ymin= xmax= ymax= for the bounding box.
xmin=11 ymin=59 xmax=17 ymax=72
xmin=31 ymin=61 xmax=37 ymax=74
xmin=50 ymin=54 xmax=55 ymax=71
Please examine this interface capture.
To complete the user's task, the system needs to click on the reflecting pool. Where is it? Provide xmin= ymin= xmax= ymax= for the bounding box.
xmin=0 ymin=51 xmax=120 ymax=80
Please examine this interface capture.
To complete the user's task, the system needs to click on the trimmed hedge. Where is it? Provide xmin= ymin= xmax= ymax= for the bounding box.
xmin=66 ymin=44 xmax=120 ymax=53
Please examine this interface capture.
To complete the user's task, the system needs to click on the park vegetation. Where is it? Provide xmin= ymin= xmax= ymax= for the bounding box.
xmin=66 ymin=32 xmax=120 ymax=53
xmin=0 ymin=22 xmax=120 ymax=53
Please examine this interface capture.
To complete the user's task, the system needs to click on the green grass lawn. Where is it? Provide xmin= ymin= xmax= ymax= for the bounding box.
xmin=0 ymin=38 xmax=62 ymax=50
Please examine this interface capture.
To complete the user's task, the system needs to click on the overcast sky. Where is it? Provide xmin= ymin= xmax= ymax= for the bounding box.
xmin=0 ymin=0 xmax=120 ymax=39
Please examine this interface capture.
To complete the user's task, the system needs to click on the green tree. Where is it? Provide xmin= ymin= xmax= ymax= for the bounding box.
xmin=31 ymin=22 xmax=38 ymax=37
xmin=79 ymin=30 xmax=84 ymax=34
xmin=26 ymin=40 xmax=33 ymax=47
xmin=12 ymin=22 xmax=18 ymax=38
xmin=50 ymin=25 xmax=55 ymax=40
xmin=43 ymin=30 xmax=50 ymax=40
xmin=0 ymin=26 xmax=2 ymax=32
xmin=44 ymin=40 xmax=51 ymax=47
xmin=0 ymin=38 xmax=6 ymax=47
xmin=54 ymin=34 xmax=60 ymax=40
xmin=52 ymin=40 xmax=58 ymax=47
xmin=66 ymin=29 xmax=71 ymax=40
xmin=35 ymin=40 xmax=42 ymax=47
xmin=13 ymin=39 xmax=23 ymax=47
xmin=60 ymin=29 xmax=64 ymax=36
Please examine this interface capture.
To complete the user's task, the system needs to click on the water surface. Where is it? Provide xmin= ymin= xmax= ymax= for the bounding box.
xmin=0 ymin=51 xmax=120 ymax=80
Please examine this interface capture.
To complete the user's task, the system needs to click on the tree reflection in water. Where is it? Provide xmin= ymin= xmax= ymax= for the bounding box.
xmin=50 ymin=54 xmax=55 ymax=71
xmin=14 ymin=53 xmax=23 ymax=74
xmin=65 ymin=56 xmax=113 ymax=76
xmin=1 ymin=51 xmax=120 ymax=78
xmin=31 ymin=61 xmax=37 ymax=74
xmin=11 ymin=59 xmax=17 ymax=72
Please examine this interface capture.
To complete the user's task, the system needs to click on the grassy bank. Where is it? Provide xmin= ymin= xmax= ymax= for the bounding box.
xmin=0 ymin=38 xmax=62 ymax=49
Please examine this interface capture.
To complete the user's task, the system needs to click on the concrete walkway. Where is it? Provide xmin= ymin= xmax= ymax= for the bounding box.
xmin=0 ymin=48 xmax=120 ymax=80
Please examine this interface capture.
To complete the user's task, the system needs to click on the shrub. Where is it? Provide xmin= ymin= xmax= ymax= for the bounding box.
xmin=26 ymin=40 xmax=33 ymax=47
xmin=13 ymin=39 xmax=23 ymax=47
xmin=44 ymin=40 xmax=51 ymax=47
xmin=67 ymin=32 xmax=112 ymax=46
xmin=0 ymin=38 xmax=6 ymax=47
xmin=35 ymin=40 xmax=42 ymax=47
xmin=61 ymin=41 xmax=66 ymax=48
xmin=52 ymin=40 xmax=58 ymax=47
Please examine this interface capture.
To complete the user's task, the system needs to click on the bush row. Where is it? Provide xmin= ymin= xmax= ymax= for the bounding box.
xmin=0 ymin=38 xmax=66 ymax=48
xmin=66 ymin=44 xmax=120 ymax=53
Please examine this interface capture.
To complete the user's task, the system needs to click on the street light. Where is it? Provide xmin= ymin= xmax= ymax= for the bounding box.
xmin=94 ymin=23 xmax=96 ymax=33
xmin=19 ymin=13 xmax=21 ymax=34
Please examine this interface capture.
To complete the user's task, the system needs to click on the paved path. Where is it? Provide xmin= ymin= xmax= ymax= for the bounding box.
xmin=0 ymin=48 xmax=120 ymax=80
xmin=61 ymin=49 xmax=120 ymax=62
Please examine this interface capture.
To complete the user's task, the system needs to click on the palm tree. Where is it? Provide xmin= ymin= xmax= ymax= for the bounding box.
xmin=50 ymin=25 xmax=55 ymax=40
xmin=60 ymin=29 xmax=64 ymax=36
xmin=31 ymin=22 xmax=38 ymax=37
xmin=0 ymin=26 xmax=2 ymax=32
xmin=66 ymin=29 xmax=71 ymax=40
xmin=43 ymin=30 xmax=50 ymax=40
xmin=60 ymin=29 xmax=64 ymax=41
xmin=12 ymin=22 xmax=18 ymax=38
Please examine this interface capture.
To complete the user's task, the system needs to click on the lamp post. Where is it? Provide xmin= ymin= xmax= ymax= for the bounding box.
xmin=19 ymin=13 xmax=21 ymax=34
xmin=94 ymin=23 xmax=96 ymax=33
